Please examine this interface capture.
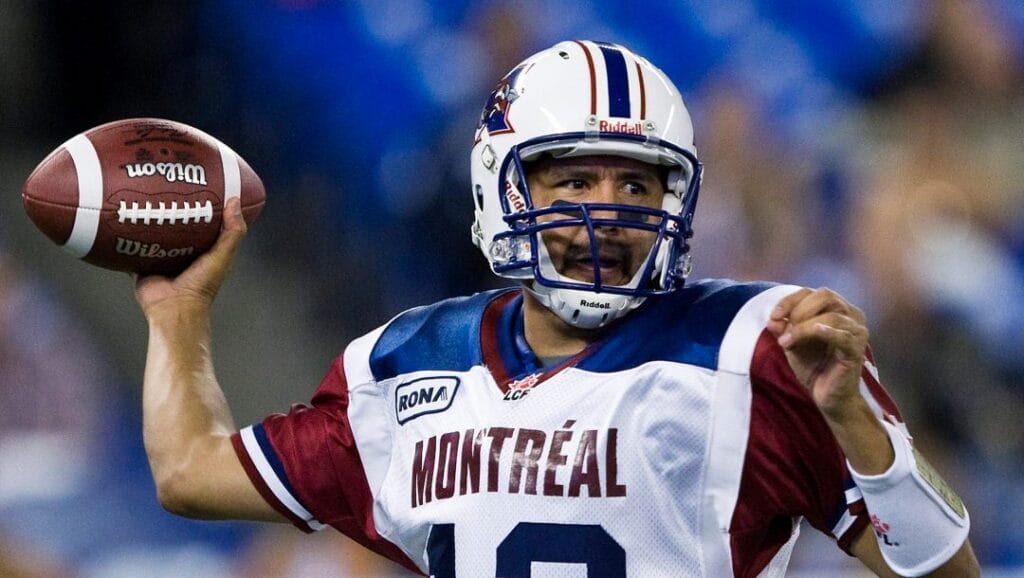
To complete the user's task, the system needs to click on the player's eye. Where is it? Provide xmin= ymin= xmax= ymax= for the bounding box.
xmin=623 ymin=181 xmax=647 ymax=195
xmin=557 ymin=179 xmax=587 ymax=190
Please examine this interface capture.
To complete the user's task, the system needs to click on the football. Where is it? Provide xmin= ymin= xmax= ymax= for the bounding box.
xmin=22 ymin=118 xmax=265 ymax=275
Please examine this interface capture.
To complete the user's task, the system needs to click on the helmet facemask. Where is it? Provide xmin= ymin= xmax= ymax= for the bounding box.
xmin=483 ymin=134 xmax=700 ymax=328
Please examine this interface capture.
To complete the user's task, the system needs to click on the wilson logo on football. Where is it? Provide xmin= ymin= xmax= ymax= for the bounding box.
xmin=124 ymin=162 xmax=208 ymax=185
xmin=115 ymin=237 xmax=196 ymax=259
xmin=395 ymin=376 xmax=460 ymax=425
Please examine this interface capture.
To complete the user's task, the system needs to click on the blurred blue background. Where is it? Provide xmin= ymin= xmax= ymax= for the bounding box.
xmin=2 ymin=1 xmax=1023 ymax=576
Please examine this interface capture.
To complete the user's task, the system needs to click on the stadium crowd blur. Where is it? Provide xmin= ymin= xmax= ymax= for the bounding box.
xmin=1 ymin=0 xmax=1022 ymax=575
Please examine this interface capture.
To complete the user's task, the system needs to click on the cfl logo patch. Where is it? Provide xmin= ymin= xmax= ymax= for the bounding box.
xmin=503 ymin=373 xmax=540 ymax=401
xmin=871 ymin=515 xmax=900 ymax=547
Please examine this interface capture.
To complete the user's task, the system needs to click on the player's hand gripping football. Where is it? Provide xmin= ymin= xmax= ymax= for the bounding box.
xmin=134 ymin=197 xmax=247 ymax=318
xmin=766 ymin=287 xmax=868 ymax=420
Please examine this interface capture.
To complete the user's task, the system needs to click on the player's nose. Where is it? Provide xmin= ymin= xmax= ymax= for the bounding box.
xmin=587 ymin=180 xmax=620 ymax=217
xmin=589 ymin=183 xmax=623 ymax=237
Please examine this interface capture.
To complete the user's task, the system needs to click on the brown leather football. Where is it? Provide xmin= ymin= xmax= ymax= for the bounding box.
xmin=22 ymin=118 xmax=265 ymax=275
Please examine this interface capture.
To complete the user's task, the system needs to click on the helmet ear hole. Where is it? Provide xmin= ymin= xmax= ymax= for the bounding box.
xmin=475 ymin=184 xmax=484 ymax=210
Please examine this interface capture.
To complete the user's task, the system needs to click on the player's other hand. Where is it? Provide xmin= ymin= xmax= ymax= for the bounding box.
xmin=134 ymin=197 xmax=248 ymax=320
xmin=765 ymin=287 xmax=870 ymax=422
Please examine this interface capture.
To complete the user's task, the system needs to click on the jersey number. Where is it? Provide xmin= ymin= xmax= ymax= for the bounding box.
xmin=427 ymin=522 xmax=626 ymax=577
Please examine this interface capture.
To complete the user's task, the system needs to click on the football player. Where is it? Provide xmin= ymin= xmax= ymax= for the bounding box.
xmin=135 ymin=41 xmax=979 ymax=577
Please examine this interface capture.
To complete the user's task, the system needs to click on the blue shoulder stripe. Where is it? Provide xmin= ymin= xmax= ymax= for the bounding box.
xmin=578 ymin=279 xmax=777 ymax=372
xmin=368 ymin=289 xmax=514 ymax=381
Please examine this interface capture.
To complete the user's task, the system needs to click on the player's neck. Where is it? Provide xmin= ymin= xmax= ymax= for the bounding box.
xmin=521 ymin=290 xmax=604 ymax=359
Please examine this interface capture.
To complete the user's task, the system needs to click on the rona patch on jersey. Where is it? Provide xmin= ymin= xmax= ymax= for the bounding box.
xmin=395 ymin=376 xmax=460 ymax=425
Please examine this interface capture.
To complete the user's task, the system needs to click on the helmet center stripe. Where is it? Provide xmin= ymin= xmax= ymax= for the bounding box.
xmin=598 ymin=45 xmax=631 ymax=118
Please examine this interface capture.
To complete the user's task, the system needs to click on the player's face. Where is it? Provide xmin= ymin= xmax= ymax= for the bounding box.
xmin=526 ymin=155 xmax=665 ymax=287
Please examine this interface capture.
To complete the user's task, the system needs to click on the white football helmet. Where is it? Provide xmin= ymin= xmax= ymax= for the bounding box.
xmin=470 ymin=40 xmax=702 ymax=329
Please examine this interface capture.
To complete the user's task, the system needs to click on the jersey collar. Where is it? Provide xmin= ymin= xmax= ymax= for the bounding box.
xmin=480 ymin=289 xmax=599 ymax=393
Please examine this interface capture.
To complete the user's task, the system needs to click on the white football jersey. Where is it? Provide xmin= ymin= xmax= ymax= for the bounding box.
xmin=233 ymin=280 xmax=903 ymax=577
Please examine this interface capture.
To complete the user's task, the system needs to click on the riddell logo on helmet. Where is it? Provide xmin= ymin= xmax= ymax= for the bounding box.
xmin=580 ymin=299 xmax=611 ymax=309
xmin=504 ymin=182 xmax=527 ymax=213
xmin=599 ymin=120 xmax=644 ymax=135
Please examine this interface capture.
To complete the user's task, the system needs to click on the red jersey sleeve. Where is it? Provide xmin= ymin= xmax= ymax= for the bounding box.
xmin=729 ymin=330 xmax=905 ymax=572
xmin=230 ymin=354 xmax=421 ymax=574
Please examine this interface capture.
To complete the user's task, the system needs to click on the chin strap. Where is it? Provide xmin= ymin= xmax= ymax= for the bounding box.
xmin=525 ymin=281 xmax=644 ymax=329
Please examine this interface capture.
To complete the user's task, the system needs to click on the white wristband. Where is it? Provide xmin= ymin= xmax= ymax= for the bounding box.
xmin=849 ymin=420 xmax=969 ymax=577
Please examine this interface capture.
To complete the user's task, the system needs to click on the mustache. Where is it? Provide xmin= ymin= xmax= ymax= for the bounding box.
xmin=562 ymin=240 xmax=634 ymax=271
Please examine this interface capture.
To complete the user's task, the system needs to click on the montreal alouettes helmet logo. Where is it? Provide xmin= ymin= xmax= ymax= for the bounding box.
xmin=475 ymin=63 xmax=529 ymax=142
